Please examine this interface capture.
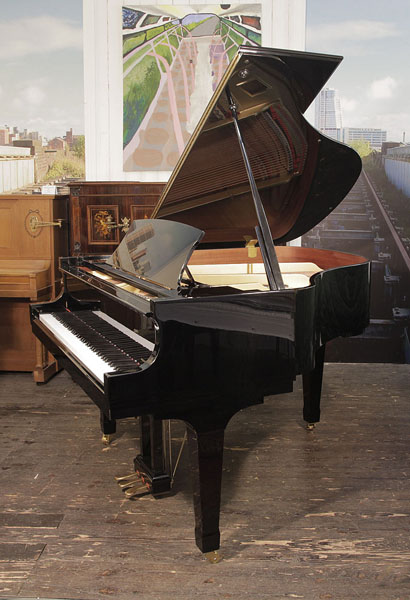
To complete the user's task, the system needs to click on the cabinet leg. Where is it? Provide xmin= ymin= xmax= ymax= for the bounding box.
xmin=33 ymin=339 xmax=60 ymax=383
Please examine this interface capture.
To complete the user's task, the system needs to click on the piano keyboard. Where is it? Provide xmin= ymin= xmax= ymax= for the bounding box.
xmin=39 ymin=310 xmax=154 ymax=384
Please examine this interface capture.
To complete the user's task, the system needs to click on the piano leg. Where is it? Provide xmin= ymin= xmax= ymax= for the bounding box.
xmin=134 ymin=416 xmax=171 ymax=495
xmin=185 ymin=422 xmax=225 ymax=556
xmin=100 ymin=411 xmax=116 ymax=444
xmin=302 ymin=344 xmax=326 ymax=427
xmin=138 ymin=415 xmax=158 ymax=469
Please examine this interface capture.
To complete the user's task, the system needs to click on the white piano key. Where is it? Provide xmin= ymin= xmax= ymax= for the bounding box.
xmin=39 ymin=311 xmax=154 ymax=384
xmin=39 ymin=313 xmax=114 ymax=383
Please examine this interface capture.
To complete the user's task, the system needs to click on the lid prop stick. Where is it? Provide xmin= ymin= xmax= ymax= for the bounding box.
xmin=226 ymin=86 xmax=284 ymax=291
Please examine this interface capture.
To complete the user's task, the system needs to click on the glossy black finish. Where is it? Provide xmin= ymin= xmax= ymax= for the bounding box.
xmin=153 ymin=47 xmax=361 ymax=246
xmin=99 ymin=262 xmax=369 ymax=417
xmin=302 ymin=345 xmax=325 ymax=424
xmin=100 ymin=412 xmax=116 ymax=435
xmin=134 ymin=415 xmax=171 ymax=495
xmin=186 ymin=424 xmax=226 ymax=553
xmin=281 ymin=134 xmax=362 ymax=243
xmin=31 ymin=249 xmax=370 ymax=555
xmin=237 ymin=46 xmax=343 ymax=113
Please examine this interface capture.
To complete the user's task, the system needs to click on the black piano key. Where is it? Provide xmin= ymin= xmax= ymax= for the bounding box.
xmin=77 ymin=312 xmax=152 ymax=362
xmin=51 ymin=310 xmax=152 ymax=373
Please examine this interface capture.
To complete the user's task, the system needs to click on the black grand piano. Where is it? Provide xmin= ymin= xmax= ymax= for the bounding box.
xmin=31 ymin=46 xmax=370 ymax=560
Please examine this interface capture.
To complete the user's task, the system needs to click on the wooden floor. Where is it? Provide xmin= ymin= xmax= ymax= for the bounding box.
xmin=0 ymin=364 xmax=409 ymax=600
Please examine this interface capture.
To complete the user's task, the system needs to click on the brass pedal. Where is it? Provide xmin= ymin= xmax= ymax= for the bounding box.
xmin=124 ymin=484 xmax=150 ymax=499
xmin=118 ymin=477 xmax=140 ymax=490
xmin=102 ymin=433 xmax=114 ymax=445
xmin=115 ymin=472 xmax=140 ymax=482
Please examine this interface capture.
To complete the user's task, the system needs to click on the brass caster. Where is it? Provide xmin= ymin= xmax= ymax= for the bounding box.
xmin=205 ymin=550 xmax=223 ymax=564
xmin=102 ymin=433 xmax=114 ymax=445
xmin=306 ymin=422 xmax=316 ymax=431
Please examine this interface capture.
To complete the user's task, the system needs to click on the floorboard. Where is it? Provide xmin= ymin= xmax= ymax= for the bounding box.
xmin=0 ymin=364 xmax=409 ymax=599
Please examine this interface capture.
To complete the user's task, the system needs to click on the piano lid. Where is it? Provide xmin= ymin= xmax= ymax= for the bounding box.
xmin=152 ymin=46 xmax=362 ymax=245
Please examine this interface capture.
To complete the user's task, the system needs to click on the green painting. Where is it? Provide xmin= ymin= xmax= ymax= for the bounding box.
xmin=122 ymin=4 xmax=261 ymax=172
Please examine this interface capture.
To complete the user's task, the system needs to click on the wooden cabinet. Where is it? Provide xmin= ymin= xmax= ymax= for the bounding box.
xmin=68 ymin=181 xmax=165 ymax=254
xmin=0 ymin=193 xmax=68 ymax=381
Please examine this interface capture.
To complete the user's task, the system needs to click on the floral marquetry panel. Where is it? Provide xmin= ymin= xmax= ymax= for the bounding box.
xmin=87 ymin=205 xmax=120 ymax=245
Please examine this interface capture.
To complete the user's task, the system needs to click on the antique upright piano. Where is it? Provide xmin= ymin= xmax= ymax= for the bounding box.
xmin=30 ymin=47 xmax=370 ymax=559
xmin=0 ymin=192 xmax=68 ymax=382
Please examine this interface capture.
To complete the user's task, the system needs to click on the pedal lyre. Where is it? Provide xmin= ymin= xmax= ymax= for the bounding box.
xmin=115 ymin=471 xmax=150 ymax=498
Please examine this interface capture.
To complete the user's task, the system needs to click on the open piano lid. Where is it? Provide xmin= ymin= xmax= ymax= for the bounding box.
xmin=152 ymin=46 xmax=362 ymax=245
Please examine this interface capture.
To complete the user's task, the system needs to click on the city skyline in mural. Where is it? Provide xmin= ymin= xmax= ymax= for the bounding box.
xmin=122 ymin=4 xmax=261 ymax=172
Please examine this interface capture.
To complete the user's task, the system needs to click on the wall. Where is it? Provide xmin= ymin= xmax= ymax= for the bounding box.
xmin=0 ymin=158 xmax=35 ymax=193
xmin=384 ymin=147 xmax=410 ymax=198
xmin=0 ymin=145 xmax=31 ymax=157
xmin=0 ymin=146 xmax=35 ymax=193
xmin=35 ymin=149 xmax=58 ymax=182
xmin=384 ymin=158 xmax=410 ymax=197
xmin=83 ymin=0 xmax=306 ymax=182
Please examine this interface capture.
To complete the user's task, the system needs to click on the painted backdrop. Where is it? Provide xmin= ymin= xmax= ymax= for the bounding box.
xmin=122 ymin=4 xmax=261 ymax=172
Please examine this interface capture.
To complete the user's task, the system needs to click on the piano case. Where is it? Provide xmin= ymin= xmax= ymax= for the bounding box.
xmin=30 ymin=46 xmax=371 ymax=558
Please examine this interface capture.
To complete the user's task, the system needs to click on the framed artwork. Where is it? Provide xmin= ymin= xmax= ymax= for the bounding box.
xmin=122 ymin=4 xmax=261 ymax=172
xmin=87 ymin=205 xmax=120 ymax=245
